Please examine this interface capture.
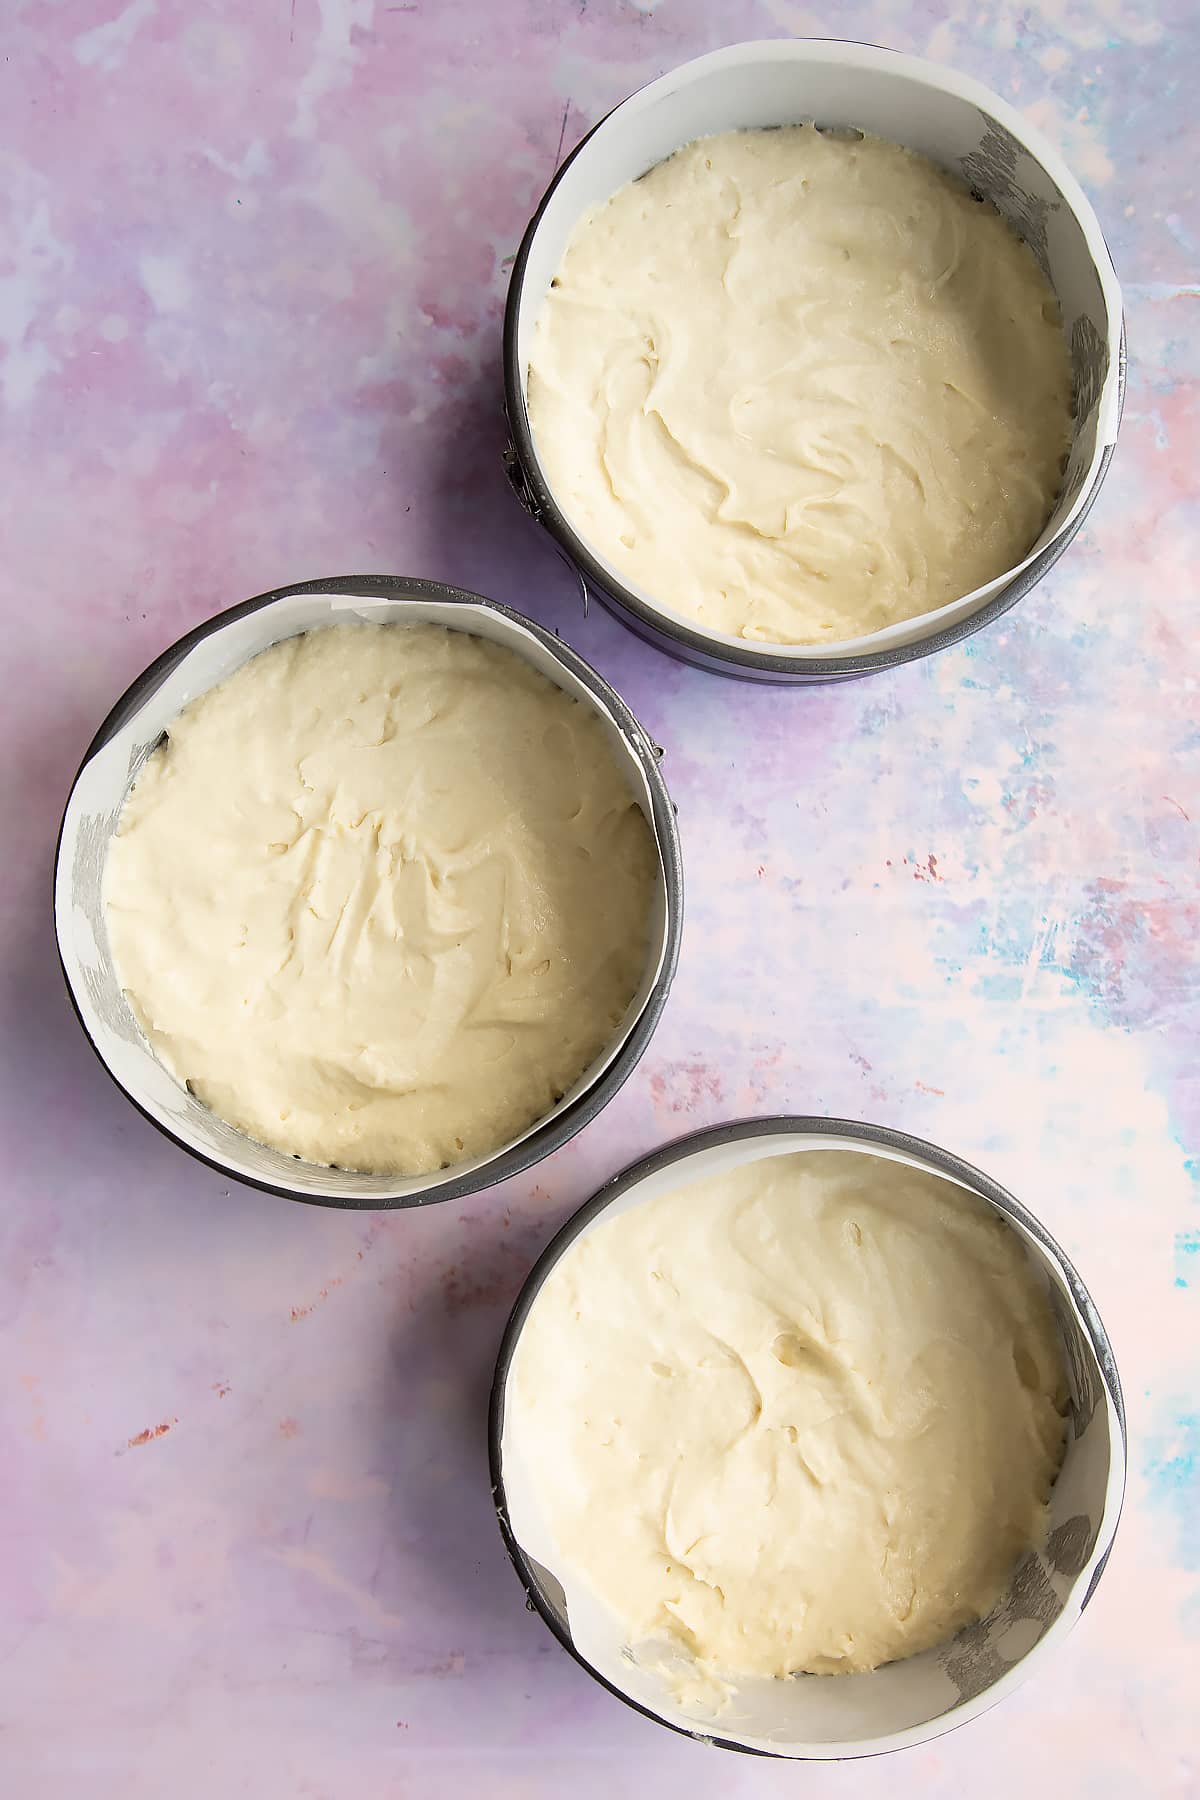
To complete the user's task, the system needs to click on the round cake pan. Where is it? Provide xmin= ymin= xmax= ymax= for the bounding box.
xmin=503 ymin=39 xmax=1125 ymax=684
xmin=54 ymin=575 xmax=683 ymax=1209
xmin=490 ymin=1116 xmax=1125 ymax=1758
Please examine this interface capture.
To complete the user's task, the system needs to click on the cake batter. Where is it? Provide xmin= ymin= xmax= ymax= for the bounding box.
xmin=104 ymin=623 xmax=657 ymax=1174
xmin=528 ymin=127 xmax=1073 ymax=644
xmin=507 ymin=1149 xmax=1067 ymax=1684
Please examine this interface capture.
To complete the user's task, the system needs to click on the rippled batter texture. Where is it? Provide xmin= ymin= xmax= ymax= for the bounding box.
xmin=104 ymin=624 xmax=657 ymax=1175
xmin=529 ymin=128 xmax=1073 ymax=645
xmin=508 ymin=1151 xmax=1067 ymax=1687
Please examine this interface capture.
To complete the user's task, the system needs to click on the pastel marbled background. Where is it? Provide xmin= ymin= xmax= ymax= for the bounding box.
xmin=1 ymin=1 xmax=1197 ymax=1794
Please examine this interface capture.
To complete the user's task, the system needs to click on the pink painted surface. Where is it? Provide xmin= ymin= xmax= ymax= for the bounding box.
xmin=2 ymin=2 xmax=1198 ymax=1795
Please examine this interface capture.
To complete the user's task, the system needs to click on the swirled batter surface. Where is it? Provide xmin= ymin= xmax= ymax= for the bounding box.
xmin=508 ymin=1151 xmax=1067 ymax=1684
xmin=104 ymin=624 xmax=656 ymax=1174
xmin=528 ymin=128 xmax=1072 ymax=645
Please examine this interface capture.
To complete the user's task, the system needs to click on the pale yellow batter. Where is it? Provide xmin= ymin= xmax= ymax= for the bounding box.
xmin=528 ymin=128 xmax=1073 ymax=645
xmin=104 ymin=624 xmax=657 ymax=1175
xmin=507 ymin=1150 xmax=1067 ymax=1683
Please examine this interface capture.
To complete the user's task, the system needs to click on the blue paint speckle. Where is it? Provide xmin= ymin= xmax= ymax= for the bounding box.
xmin=1144 ymin=1411 xmax=1200 ymax=1572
